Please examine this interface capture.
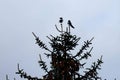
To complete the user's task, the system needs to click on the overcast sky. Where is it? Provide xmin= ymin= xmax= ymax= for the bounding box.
xmin=0 ymin=0 xmax=120 ymax=80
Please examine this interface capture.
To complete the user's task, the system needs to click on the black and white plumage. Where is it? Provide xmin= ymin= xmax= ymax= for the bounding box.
xmin=59 ymin=17 xmax=63 ymax=23
xmin=68 ymin=20 xmax=75 ymax=28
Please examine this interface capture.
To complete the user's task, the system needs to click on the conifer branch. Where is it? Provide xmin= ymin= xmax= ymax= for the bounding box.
xmin=15 ymin=18 xmax=107 ymax=80
xmin=81 ymin=56 xmax=103 ymax=79
xmin=74 ymin=37 xmax=94 ymax=58
xmin=55 ymin=24 xmax=64 ymax=33
xmin=38 ymin=54 xmax=48 ymax=73
xmin=79 ymin=47 xmax=93 ymax=60
xmin=32 ymin=32 xmax=52 ymax=53
xmin=16 ymin=64 xmax=42 ymax=80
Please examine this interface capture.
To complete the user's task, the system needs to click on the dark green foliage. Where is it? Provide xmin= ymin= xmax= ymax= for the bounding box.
xmin=16 ymin=18 xmax=103 ymax=80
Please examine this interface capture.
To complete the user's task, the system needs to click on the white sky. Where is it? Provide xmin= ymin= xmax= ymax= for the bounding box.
xmin=0 ymin=0 xmax=120 ymax=80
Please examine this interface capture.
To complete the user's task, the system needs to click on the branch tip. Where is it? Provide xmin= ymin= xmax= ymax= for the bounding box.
xmin=32 ymin=32 xmax=38 ymax=39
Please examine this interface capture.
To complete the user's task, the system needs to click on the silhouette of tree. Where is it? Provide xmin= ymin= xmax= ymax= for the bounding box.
xmin=16 ymin=18 xmax=104 ymax=80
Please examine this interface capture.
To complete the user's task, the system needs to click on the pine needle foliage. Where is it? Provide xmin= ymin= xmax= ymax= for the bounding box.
xmin=16 ymin=18 xmax=103 ymax=80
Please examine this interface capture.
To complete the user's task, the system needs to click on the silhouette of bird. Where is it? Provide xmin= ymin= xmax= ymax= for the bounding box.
xmin=68 ymin=20 xmax=75 ymax=28
xmin=59 ymin=17 xmax=63 ymax=23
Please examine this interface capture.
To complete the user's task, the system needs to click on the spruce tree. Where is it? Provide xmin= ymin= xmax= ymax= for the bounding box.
xmin=16 ymin=18 xmax=103 ymax=80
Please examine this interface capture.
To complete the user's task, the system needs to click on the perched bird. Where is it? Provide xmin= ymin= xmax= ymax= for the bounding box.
xmin=59 ymin=17 xmax=63 ymax=23
xmin=68 ymin=20 xmax=75 ymax=28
